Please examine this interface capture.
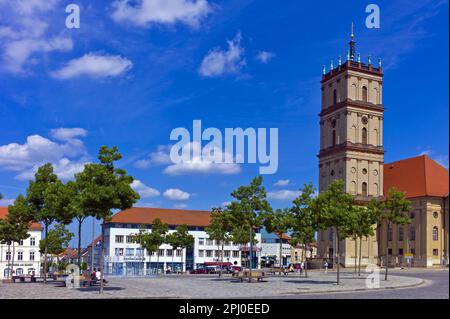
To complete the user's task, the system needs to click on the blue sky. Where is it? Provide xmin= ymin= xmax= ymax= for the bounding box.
xmin=0 ymin=0 xmax=448 ymax=246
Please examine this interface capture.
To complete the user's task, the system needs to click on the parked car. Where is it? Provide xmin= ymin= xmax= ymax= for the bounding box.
xmin=190 ymin=268 xmax=208 ymax=274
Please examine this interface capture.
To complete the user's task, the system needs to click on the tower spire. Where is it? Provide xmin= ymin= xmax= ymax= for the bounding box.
xmin=349 ymin=22 xmax=356 ymax=61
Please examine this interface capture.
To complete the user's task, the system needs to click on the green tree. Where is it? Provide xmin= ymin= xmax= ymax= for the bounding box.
xmin=377 ymin=188 xmax=411 ymax=280
xmin=25 ymin=164 xmax=72 ymax=284
xmin=263 ymin=208 xmax=291 ymax=274
xmin=39 ymin=223 xmax=74 ymax=271
xmin=172 ymin=224 xmax=194 ymax=273
xmin=290 ymin=183 xmax=317 ymax=278
xmin=150 ymin=218 xmax=169 ymax=274
xmin=314 ymin=179 xmax=359 ymax=285
xmin=0 ymin=196 xmax=32 ymax=279
xmin=64 ymin=180 xmax=93 ymax=270
xmin=132 ymin=226 xmax=158 ymax=275
xmin=228 ymin=176 xmax=272 ymax=281
xmin=74 ymin=146 xmax=140 ymax=293
xmin=206 ymin=207 xmax=233 ymax=277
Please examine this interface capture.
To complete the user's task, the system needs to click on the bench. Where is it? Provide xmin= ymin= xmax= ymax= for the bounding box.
xmin=12 ymin=276 xmax=38 ymax=283
xmin=235 ymin=270 xmax=266 ymax=282
xmin=268 ymin=268 xmax=289 ymax=275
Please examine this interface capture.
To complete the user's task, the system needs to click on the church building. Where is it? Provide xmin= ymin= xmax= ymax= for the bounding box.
xmin=316 ymin=27 xmax=449 ymax=268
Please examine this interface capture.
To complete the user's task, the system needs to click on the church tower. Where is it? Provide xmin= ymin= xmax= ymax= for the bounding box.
xmin=317 ymin=25 xmax=384 ymax=266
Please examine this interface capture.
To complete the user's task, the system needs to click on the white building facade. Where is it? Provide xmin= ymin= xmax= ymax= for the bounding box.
xmin=0 ymin=207 xmax=42 ymax=279
xmin=103 ymin=207 xmax=262 ymax=276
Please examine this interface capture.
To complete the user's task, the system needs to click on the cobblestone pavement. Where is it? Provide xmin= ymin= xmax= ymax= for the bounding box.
xmin=0 ymin=269 xmax=428 ymax=299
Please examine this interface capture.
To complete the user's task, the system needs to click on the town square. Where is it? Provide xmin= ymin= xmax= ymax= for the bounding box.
xmin=0 ymin=0 xmax=448 ymax=303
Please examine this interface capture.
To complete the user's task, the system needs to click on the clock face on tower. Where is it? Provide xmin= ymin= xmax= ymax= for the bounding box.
xmin=362 ymin=116 xmax=368 ymax=124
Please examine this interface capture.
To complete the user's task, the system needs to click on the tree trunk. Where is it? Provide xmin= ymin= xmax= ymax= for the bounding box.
xmin=385 ymin=221 xmax=389 ymax=281
xmin=354 ymin=236 xmax=357 ymax=274
xmin=181 ymin=249 xmax=184 ymax=273
xmin=43 ymin=223 xmax=48 ymax=284
xmin=249 ymin=226 xmax=253 ymax=283
xmin=148 ymin=253 xmax=152 ymax=275
xmin=157 ymin=251 xmax=160 ymax=275
xmin=336 ymin=230 xmax=340 ymax=285
xmin=279 ymin=233 xmax=282 ymax=275
xmin=221 ymin=242 xmax=224 ymax=278
xmin=99 ymin=222 xmax=105 ymax=294
xmin=218 ymin=243 xmax=222 ymax=278
xmin=11 ymin=242 xmax=15 ymax=279
xmin=171 ymin=247 xmax=175 ymax=274
xmin=358 ymin=236 xmax=362 ymax=276
xmin=7 ymin=243 xmax=11 ymax=280
xmin=303 ymin=241 xmax=308 ymax=278
xmin=78 ymin=219 xmax=82 ymax=272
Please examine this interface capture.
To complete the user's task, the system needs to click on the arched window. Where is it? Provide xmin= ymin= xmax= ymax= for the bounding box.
xmin=433 ymin=227 xmax=439 ymax=241
xmin=362 ymin=86 xmax=368 ymax=102
xmin=332 ymin=130 xmax=336 ymax=146
xmin=29 ymin=251 xmax=35 ymax=261
xmin=6 ymin=251 xmax=11 ymax=260
xmin=18 ymin=251 xmax=23 ymax=261
xmin=333 ymin=89 xmax=338 ymax=105
xmin=362 ymin=128 xmax=368 ymax=144
xmin=362 ymin=182 xmax=368 ymax=196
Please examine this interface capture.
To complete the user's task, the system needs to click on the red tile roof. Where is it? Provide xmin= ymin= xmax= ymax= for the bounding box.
xmin=86 ymin=235 xmax=102 ymax=248
xmin=384 ymin=155 xmax=449 ymax=199
xmin=109 ymin=207 xmax=212 ymax=227
xmin=0 ymin=207 xmax=43 ymax=231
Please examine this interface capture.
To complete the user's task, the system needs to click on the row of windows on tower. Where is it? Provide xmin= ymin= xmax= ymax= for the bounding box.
xmin=333 ymin=86 xmax=369 ymax=105
xmin=331 ymin=128 xmax=367 ymax=146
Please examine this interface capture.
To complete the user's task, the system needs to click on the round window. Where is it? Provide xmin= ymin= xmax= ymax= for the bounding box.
xmin=330 ymin=170 xmax=335 ymax=176
xmin=362 ymin=168 xmax=368 ymax=175
xmin=433 ymin=212 xmax=439 ymax=219
xmin=373 ymin=169 xmax=378 ymax=176
xmin=351 ymin=167 xmax=356 ymax=173
xmin=362 ymin=116 xmax=368 ymax=124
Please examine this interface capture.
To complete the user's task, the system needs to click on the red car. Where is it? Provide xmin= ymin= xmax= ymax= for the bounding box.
xmin=190 ymin=268 xmax=208 ymax=274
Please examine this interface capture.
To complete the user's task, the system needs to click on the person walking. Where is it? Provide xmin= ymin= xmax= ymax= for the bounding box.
xmin=324 ymin=261 xmax=329 ymax=274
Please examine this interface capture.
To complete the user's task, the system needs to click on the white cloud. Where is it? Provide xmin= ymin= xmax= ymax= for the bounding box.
xmin=50 ymin=128 xmax=87 ymax=141
xmin=163 ymin=188 xmax=190 ymax=201
xmin=0 ymin=129 xmax=89 ymax=181
xmin=51 ymin=53 xmax=133 ymax=79
xmin=163 ymin=142 xmax=241 ymax=175
xmin=199 ymin=32 xmax=245 ymax=77
xmin=131 ymin=180 xmax=160 ymax=198
xmin=0 ymin=0 xmax=73 ymax=74
xmin=256 ymin=51 xmax=275 ymax=64
xmin=111 ymin=0 xmax=212 ymax=28
xmin=267 ymin=189 xmax=301 ymax=201
xmin=0 ymin=198 xmax=15 ymax=206
xmin=135 ymin=145 xmax=173 ymax=168
xmin=274 ymin=179 xmax=290 ymax=187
